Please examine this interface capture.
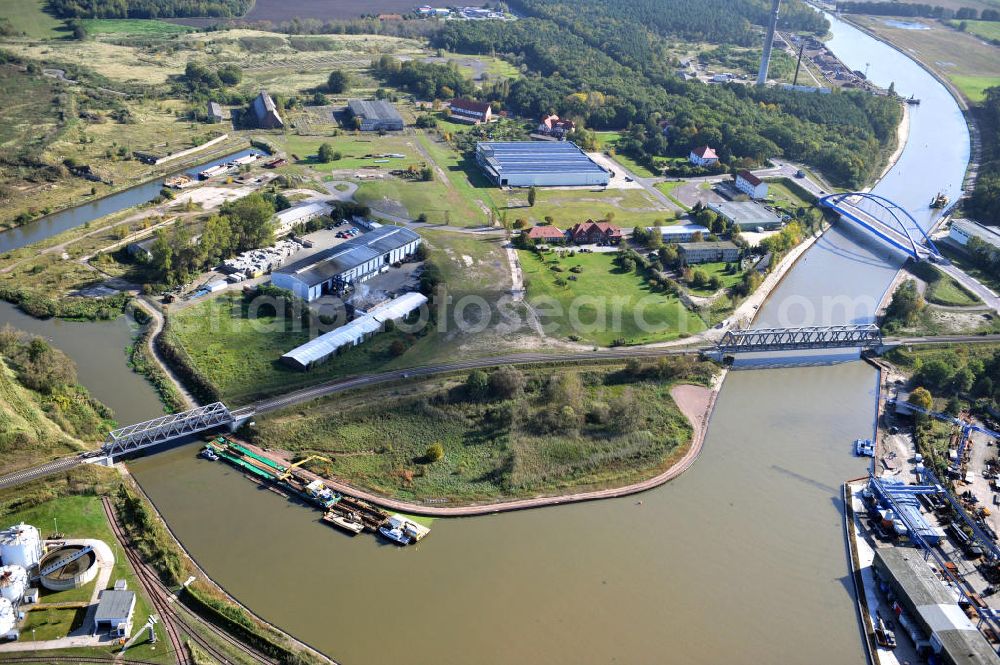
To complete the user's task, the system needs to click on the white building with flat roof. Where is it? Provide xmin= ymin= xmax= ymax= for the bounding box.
xmin=949 ymin=219 xmax=1000 ymax=251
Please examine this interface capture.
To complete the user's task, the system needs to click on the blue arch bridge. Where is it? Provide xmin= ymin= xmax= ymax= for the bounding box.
xmin=818 ymin=192 xmax=942 ymax=262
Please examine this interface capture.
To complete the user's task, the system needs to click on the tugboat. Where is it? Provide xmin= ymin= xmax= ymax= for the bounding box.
xmin=906 ymin=95 xmax=920 ymax=105
xmin=200 ymin=445 xmax=219 ymax=461
xmin=930 ymin=192 xmax=949 ymax=208
xmin=854 ymin=439 xmax=875 ymax=457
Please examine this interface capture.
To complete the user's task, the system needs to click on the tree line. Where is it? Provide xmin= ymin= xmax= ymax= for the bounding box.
xmin=372 ymin=56 xmax=474 ymax=101
xmin=838 ymin=2 xmax=998 ymax=20
xmin=431 ymin=6 xmax=900 ymax=187
xmin=49 ymin=0 xmax=252 ymax=19
xmin=968 ymin=86 xmax=1000 ymax=226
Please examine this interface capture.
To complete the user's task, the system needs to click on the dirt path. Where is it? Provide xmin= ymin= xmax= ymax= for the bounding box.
xmin=242 ymin=376 xmax=724 ymax=517
xmin=133 ymin=297 xmax=197 ymax=410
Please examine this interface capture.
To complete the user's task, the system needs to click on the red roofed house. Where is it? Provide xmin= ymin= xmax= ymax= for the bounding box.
xmin=537 ymin=114 xmax=576 ymax=138
xmin=735 ymin=169 xmax=768 ymax=200
xmin=569 ymin=220 xmax=623 ymax=245
xmin=526 ymin=225 xmax=567 ymax=243
xmin=449 ymin=98 xmax=493 ymax=124
xmin=689 ymin=145 xmax=719 ymax=167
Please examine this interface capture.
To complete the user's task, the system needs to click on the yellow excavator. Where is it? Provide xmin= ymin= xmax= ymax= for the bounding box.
xmin=276 ymin=454 xmax=332 ymax=481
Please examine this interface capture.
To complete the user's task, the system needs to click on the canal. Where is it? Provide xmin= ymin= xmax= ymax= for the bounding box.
xmin=1 ymin=10 xmax=973 ymax=665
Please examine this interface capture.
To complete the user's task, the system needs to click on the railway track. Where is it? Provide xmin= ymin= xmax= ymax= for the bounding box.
xmin=101 ymin=497 xmax=278 ymax=665
xmin=0 ymin=657 xmax=161 ymax=664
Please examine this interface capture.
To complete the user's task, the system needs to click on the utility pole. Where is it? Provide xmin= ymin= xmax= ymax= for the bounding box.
xmin=757 ymin=0 xmax=782 ymax=85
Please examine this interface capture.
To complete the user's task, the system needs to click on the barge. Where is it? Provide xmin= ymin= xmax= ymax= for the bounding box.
xmin=203 ymin=438 xmax=426 ymax=543
xmin=198 ymin=164 xmax=231 ymax=180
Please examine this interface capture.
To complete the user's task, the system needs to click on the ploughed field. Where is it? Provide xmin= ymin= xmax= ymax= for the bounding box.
xmin=240 ymin=0 xmax=424 ymax=22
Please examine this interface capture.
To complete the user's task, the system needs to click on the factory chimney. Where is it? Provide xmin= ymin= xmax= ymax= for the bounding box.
xmin=756 ymin=0 xmax=782 ymax=86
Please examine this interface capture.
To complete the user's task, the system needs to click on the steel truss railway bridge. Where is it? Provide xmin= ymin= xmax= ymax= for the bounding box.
xmin=818 ymin=192 xmax=942 ymax=261
xmin=715 ymin=324 xmax=883 ymax=354
xmin=103 ymin=402 xmax=255 ymax=457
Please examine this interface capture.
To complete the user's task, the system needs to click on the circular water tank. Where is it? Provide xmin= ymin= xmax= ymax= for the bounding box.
xmin=0 ymin=523 xmax=41 ymax=569
xmin=39 ymin=545 xmax=97 ymax=591
xmin=0 ymin=598 xmax=13 ymax=637
xmin=0 ymin=565 xmax=26 ymax=604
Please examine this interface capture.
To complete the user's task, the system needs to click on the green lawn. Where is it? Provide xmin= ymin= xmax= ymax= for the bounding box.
xmin=81 ymin=19 xmax=194 ymax=36
xmin=764 ymin=178 xmax=816 ymax=209
xmin=20 ymin=607 xmax=86 ymax=641
xmin=168 ymin=293 xmax=418 ymax=404
xmin=282 ymin=134 xmax=422 ymax=172
xmin=938 ymin=244 xmax=1000 ymax=293
xmin=954 ymin=20 xmax=1000 ymax=42
xmin=925 ymin=274 xmax=981 ymax=307
xmin=519 ymin=249 xmax=706 ymax=345
xmin=505 ymin=188 xmax=671 ymax=229
xmin=607 ymin=151 xmax=658 ymax=178
xmin=0 ymin=495 xmax=166 ymax=661
xmin=686 ymin=262 xmax=743 ymax=295
xmin=0 ymin=0 xmax=63 ymax=38
xmin=951 ymin=75 xmax=1000 ymax=103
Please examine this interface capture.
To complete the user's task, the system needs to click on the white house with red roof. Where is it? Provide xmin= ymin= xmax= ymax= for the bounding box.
xmin=735 ymin=169 xmax=768 ymax=200
xmin=689 ymin=145 xmax=719 ymax=166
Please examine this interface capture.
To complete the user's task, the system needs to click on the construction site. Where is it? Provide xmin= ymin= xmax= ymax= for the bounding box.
xmin=845 ymin=359 xmax=1000 ymax=665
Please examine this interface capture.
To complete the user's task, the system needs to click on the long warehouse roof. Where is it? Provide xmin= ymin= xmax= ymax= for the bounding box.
xmin=477 ymin=141 xmax=607 ymax=176
xmin=282 ymin=292 xmax=428 ymax=366
xmin=274 ymin=226 xmax=421 ymax=287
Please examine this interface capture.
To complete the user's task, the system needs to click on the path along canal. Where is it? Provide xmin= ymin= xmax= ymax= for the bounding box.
xmin=1 ymin=12 xmax=974 ymax=665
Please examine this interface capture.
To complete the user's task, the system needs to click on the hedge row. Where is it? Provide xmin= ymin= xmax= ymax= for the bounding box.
xmin=182 ymin=586 xmax=301 ymax=663
xmin=127 ymin=309 xmax=188 ymax=413
xmin=0 ymin=285 xmax=130 ymax=320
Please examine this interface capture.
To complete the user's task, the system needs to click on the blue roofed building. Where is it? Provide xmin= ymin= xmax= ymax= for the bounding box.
xmin=476 ymin=141 xmax=610 ymax=187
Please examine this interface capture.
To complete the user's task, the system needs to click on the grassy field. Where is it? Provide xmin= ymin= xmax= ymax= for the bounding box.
xmin=504 ymin=187 xmax=671 ymax=229
xmin=520 ymin=249 xmax=706 ymax=345
xmin=0 ymin=0 xmax=63 ymax=38
xmin=81 ymin=19 xmax=195 ymax=36
xmin=951 ymin=19 xmax=1000 ymax=41
xmin=1 ymin=494 xmax=167 ymax=661
xmin=252 ymin=360 xmax=715 ymax=502
xmin=854 ymin=16 xmax=1000 ymax=103
xmin=167 ymin=292 xmax=421 ymax=404
xmin=281 ymin=134 xmax=423 ymax=172
xmin=909 ymin=261 xmax=982 ymax=306
xmin=655 ymin=180 xmax=690 ymax=210
xmin=685 ymin=262 xmax=743 ymax=296
xmin=939 ymin=244 xmax=1000 ymax=293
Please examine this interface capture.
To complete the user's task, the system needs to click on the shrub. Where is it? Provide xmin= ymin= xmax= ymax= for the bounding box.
xmin=425 ymin=442 xmax=444 ymax=463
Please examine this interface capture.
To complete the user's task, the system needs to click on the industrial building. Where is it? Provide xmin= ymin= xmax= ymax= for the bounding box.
xmin=348 ymin=100 xmax=404 ymax=132
xmin=271 ymin=226 xmax=421 ymax=301
xmin=281 ymin=292 xmax=428 ymax=369
xmin=252 ymin=91 xmax=283 ymax=129
xmin=93 ymin=588 xmax=136 ymax=637
xmin=678 ymin=241 xmax=740 ymax=264
xmin=708 ymin=201 xmax=783 ymax=231
xmin=872 ymin=547 xmax=1000 ymax=665
xmin=476 ymin=141 xmax=610 ymax=188
xmin=274 ymin=202 xmax=331 ymax=235
xmin=0 ymin=524 xmax=41 ymax=570
xmin=647 ymin=223 xmax=710 ymax=243
xmin=948 ymin=219 xmax=1000 ymax=252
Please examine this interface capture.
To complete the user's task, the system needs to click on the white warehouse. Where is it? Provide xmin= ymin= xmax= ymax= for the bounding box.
xmin=271 ymin=226 xmax=421 ymax=301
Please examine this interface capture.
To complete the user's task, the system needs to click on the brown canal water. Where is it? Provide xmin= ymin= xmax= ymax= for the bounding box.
xmin=130 ymin=363 xmax=876 ymax=665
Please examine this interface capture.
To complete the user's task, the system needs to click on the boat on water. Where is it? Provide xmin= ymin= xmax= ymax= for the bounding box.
xmin=200 ymin=446 xmax=220 ymax=461
xmin=930 ymin=192 xmax=949 ymax=208
xmin=854 ymin=438 xmax=875 ymax=457
xmin=164 ymin=174 xmax=195 ymax=189
xmin=323 ymin=511 xmax=365 ymax=535
xmin=906 ymin=95 xmax=920 ymax=105
xmin=198 ymin=164 xmax=231 ymax=180
xmin=378 ymin=524 xmax=412 ymax=545
xmin=378 ymin=514 xmax=431 ymax=545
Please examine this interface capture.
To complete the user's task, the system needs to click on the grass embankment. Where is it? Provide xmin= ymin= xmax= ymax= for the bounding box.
xmin=81 ymin=19 xmax=195 ymax=36
xmin=910 ymin=262 xmax=982 ymax=307
xmin=0 ymin=330 xmax=116 ymax=475
xmin=252 ymin=359 xmax=716 ymax=503
xmin=519 ymin=249 xmax=706 ymax=345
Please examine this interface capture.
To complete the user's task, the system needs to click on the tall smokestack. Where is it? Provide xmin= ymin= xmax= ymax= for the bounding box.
xmin=757 ymin=0 xmax=782 ymax=86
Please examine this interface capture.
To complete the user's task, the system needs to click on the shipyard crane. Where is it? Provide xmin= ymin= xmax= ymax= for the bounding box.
xmin=893 ymin=399 xmax=1000 ymax=472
